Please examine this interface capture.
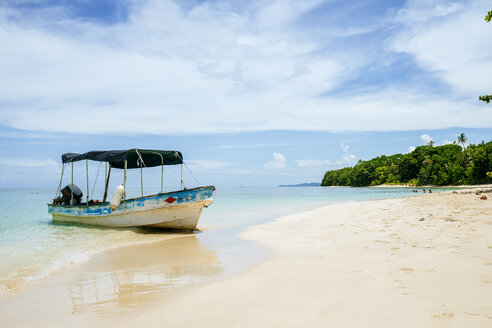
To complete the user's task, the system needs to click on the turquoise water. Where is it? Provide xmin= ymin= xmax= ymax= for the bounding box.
xmin=0 ymin=186 xmax=452 ymax=295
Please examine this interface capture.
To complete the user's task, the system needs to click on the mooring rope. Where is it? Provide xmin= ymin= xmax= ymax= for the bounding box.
xmin=55 ymin=163 xmax=65 ymax=198
xmin=174 ymin=151 xmax=200 ymax=186
xmin=89 ymin=161 xmax=102 ymax=200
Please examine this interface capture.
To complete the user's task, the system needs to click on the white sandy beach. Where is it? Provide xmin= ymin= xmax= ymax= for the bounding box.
xmin=1 ymin=189 xmax=491 ymax=328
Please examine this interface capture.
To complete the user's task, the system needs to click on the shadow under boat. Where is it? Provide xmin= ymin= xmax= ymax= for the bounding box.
xmin=67 ymin=234 xmax=222 ymax=315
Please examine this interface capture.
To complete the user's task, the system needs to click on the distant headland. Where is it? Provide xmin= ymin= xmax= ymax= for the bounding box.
xmin=279 ymin=182 xmax=321 ymax=187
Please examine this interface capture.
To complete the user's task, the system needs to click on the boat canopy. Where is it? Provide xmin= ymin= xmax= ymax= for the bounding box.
xmin=61 ymin=149 xmax=183 ymax=169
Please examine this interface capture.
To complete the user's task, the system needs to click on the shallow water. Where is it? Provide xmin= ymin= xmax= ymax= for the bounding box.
xmin=0 ymin=186 xmax=453 ymax=296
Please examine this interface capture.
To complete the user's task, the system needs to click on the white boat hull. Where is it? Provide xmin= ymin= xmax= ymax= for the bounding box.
xmin=48 ymin=186 xmax=215 ymax=230
xmin=52 ymin=201 xmax=209 ymax=230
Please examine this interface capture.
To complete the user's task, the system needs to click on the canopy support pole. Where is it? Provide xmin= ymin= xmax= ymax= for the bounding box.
xmin=103 ymin=164 xmax=111 ymax=202
xmin=181 ymin=164 xmax=183 ymax=190
xmin=151 ymin=152 xmax=164 ymax=193
xmin=124 ymin=160 xmax=128 ymax=200
xmin=70 ymin=162 xmax=74 ymax=205
xmin=56 ymin=163 xmax=65 ymax=198
xmin=104 ymin=162 xmax=107 ymax=193
xmin=86 ymin=160 xmax=89 ymax=205
xmin=140 ymin=161 xmax=143 ymax=197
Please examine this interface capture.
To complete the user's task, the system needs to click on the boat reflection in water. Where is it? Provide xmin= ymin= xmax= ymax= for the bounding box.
xmin=67 ymin=234 xmax=222 ymax=315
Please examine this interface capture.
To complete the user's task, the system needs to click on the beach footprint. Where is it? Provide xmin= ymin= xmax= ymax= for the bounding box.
xmin=431 ymin=312 xmax=454 ymax=319
xmin=429 ymin=312 xmax=455 ymax=327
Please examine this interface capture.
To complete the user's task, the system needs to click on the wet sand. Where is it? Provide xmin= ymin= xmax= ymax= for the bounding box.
xmin=1 ymin=189 xmax=491 ymax=327
xmin=0 ymin=234 xmax=224 ymax=326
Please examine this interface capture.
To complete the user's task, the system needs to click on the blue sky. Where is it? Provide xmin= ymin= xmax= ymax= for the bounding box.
xmin=0 ymin=0 xmax=491 ymax=188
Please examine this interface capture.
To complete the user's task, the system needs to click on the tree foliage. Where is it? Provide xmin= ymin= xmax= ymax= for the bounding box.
xmin=480 ymin=11 xmax=492 ymax=103
xmin=321 ymin=140 xmax=492 ymax=187
xmin=486 ymin=11 xmax=492 ymax=22
xmin=479 ymin=95 xmax=492 ymax=103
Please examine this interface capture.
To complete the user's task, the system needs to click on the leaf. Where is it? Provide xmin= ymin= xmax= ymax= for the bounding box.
xmin=486 ymin=11 xmax=492 ymax=22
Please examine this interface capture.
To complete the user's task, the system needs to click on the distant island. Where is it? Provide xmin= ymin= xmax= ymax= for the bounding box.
xmin=279 ymin=182 xmax=321 ymax=187
xmin=321 ymin=139 xmax=492 ymax=187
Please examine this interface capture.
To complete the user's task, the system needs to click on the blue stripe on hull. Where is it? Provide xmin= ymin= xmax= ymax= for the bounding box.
xmin=48 ymin=186 xmax=215 ymax=217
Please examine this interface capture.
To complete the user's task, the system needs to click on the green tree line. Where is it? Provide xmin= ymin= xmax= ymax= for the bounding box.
xmin=321 ymin=139 xmax=492 ymax=187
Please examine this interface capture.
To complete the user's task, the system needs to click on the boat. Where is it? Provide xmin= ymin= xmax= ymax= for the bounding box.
xmin=48 ymin=149 xmax=215 ymax=230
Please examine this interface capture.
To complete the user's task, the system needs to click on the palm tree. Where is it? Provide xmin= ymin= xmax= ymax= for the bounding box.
xmin=457 ymin=133 xmax=468 ymax=148
xmin=428 ymin=140 xmax=435 ymax=147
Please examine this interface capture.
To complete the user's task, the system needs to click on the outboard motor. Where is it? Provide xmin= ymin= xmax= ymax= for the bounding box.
xmin=61 ymin=184 xmax=83 ymax=205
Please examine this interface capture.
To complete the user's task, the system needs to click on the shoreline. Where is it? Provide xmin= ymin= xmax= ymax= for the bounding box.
xmin=325 ymin=183 xmax=492 ymax=189
xmin=1 ymin=189 xmax=491 ymax=327
xmin=1 ymin=186 xmax=432 ymax=298
xmin=369 ymin=184 xmax=492 ymax=189
xmin=0 ymin=187 xmax=442 ymax=298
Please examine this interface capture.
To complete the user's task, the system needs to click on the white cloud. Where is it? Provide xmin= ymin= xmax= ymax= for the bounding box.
xmin=186 ymin=160 xmax=234 ymax=170
xmin=0 ymin=158 xmax=59 ymax=168
xmin=395 ymin=0 xmax=463 ymax=23
xmin=295 ymin=142 xmax=356 ymax=168
xmin=214 ymin=144 xmax=267 ymax=150
xmin=338 ymin=153 xmax=356 ymax=166
xmin=408 ymin=137 xmax=456 ymax=152
xmin=0 ymin=0 xmax=490 ymax=136
xmin=0 ymin=158 xmax=61 ymax=185
xmin=265 ymin=152 xmax=286 ymax=169
xmin=337 ymin=142 xmax=357 ymax=166
xmin=420 ymin=134 xmax=433 ymax=144
xmin=295 ymin=159 xmax=332 ymax=168
xmin=392 ymin=0 xmax=492 ymax=95
xmin=0 ymin=0 xmax=354 ymax=134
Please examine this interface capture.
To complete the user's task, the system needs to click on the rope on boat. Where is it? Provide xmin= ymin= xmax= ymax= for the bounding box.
xmin=135 ymin=149 xmax=146 ymax=167
xmin=135 ymin=149 xmax=146 ymax=197
xmin=174 ymin=151 xmax=200 ymax=187
xmin=55 ymin=163 xmax=65 ymax=198
xmin=90 ymin=161 xmax=102 ymax=200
